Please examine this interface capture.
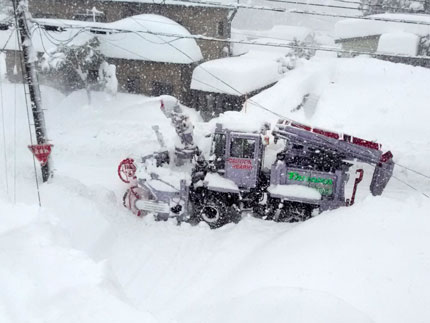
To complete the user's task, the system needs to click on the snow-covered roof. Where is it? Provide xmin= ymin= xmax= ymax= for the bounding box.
xmin=232 ymin=37 xmax=294 ymax=56
xmin=233 ymin=25 xmax=314 ymax=43
xmin=377 ymin=32 xmax=420 ymax=56
xmin=231 ymin=25 xmax=315 ymax=56
xmin=0 ymin=14 xmax=203 ymax=64
xmin=191 ymin=51 xmax=282 ymax=95
xmin=335 ymin=13 xmax=430 ymax=40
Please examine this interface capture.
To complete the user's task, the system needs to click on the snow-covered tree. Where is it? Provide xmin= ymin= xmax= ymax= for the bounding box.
xmin=40 ymin=37 xmax=116 ymax=103
xmin=360 ymin=0 xmax=427 ymax=15
xmin=278 ymin=39 xmax=315 ymax=72
xmin=98 ymin=61 xmax=118 ymax=97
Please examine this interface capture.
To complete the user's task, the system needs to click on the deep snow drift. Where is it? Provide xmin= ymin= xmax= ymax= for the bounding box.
xmin=1 ymin=57 xmax=430 ymax=323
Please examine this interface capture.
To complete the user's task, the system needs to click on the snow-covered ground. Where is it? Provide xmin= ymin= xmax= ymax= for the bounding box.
xmin=1 ymin=55 xmax=430 ymax=323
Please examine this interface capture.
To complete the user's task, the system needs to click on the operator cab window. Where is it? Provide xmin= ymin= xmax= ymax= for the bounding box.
xmin=211 ymin=133 xmax=226 ymax=158
xmin=230 ymin=138 xmax=255 ymax=159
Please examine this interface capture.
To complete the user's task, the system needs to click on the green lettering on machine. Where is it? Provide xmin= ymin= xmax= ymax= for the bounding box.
xmin=287 ymin=171 xmax=334 ymax=195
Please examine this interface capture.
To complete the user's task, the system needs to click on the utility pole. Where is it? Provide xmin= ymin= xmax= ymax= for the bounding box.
xmin=12 ymin=0 xmax=52 ymax=182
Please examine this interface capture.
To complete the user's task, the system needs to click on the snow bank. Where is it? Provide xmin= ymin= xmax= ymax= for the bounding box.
xmin=108 ymin=196 xmax=430 ymax=323
xmin=0 ymin=200 xmax=157 ymax=323
xmin=179 ymin=287 xmax=373 ymax=323
xmin=2 ymin=55 xmax=430 ymax=323
xmin=377 ymin=32 xmax=420 ymax=55
xmin=191 ymin=51 xmax=282 ymax=95
xmin=335 ymin=13 xmax=430 ymax=39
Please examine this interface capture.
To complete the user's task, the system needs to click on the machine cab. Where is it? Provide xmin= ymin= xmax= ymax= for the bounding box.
xmin=210 ymin=125 xmax=264 ymax=189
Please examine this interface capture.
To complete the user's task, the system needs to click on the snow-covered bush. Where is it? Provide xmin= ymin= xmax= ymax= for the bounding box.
xmin=40 ymin=37 xmax=116 ymax=103
xmin=419 ymin=35 xmax=430 ymax=56
xmin=98 ymin=61 xmax=118 ymax=97
xmin=277 ymin=39 xmax=315 ymax=72
xmin=360 ymin=0 xmax=426 ymax=14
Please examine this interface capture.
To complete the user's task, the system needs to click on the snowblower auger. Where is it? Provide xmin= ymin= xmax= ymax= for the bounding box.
xmin=118 ymin=101 xmax=394 ymax=228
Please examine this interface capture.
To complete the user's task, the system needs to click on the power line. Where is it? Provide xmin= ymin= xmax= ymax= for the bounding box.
xmin=30 ymin=19 xmax=430 ymax=61
xmin=0 ymin=51 xmax=9 ymax=197
xmin=394 ymin=162 xmax=430 ymax=180
xmin=126 ymin=18 xmax=430 ymax=197
xmin=25 ymin=19 xmax=430 ymax=198
xmin=170 ymin=0 xmax=287 ymax=12
xmin=336 ymin=0 xmax=427 ymax=5
xmin=289 ymin=8 xmax=430 ymax=26
xmin=268 ymin=0 xmax=430 ymax=13
xmin=171 ymin=0 xmax=430 ymax=25
xmin=132 ymin=28 xmax=430 ymax=60
xmin=392 ymin=174 xmax=430 ymax=198
xmin=0 ymin=27 xmax=15 ymax=52
xmin=265 ymin=0 xmax=359 ymax=11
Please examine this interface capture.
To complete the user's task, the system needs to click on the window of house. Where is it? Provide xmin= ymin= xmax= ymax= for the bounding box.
xmin=126 ymin=76 xmax=141 ymax=94
xmin=73 ymin=8 xmax=106 ymax=22
xmin=151 ymin=81 xmax=173 ymax=96
xmin=230 ymin=138 xmax=256 ymax=159
xmin=217 ymin=21 xmax=224 ymax=37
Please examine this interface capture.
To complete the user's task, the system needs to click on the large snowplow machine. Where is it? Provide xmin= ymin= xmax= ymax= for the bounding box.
xmin=118 ymin=101 xmax=394 ymax=228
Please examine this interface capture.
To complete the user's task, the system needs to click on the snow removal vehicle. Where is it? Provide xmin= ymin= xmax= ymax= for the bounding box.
xmin=118 ymin=101 xmax=394 ymax=228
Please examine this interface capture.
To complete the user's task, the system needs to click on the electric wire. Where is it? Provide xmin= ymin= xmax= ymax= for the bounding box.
xmin=394 ymin=162 xmax=430 ymax=180
xmin=335 ymin=0 xmax=427 ymax=5
xmin=171 ymin=0 xmax=430 ymax=22
xmin=392 ymin=174 xmax=430 ymax=198
xmin=0 ymin=51 xmax=9 ymax=197
xmin=26 ymin=15 xmax=430 ymax=198
xmin=265 ymin=0 xmax=360 ymax=10
xmin=13 ymin=45 xmax=17 ymax=203
xmin=0 ymin=27 xmax=15 ymax=52
xmin=29 ymin=17 xmax=430 ymax=62
xmin=129 ymin=17 xmax=430 ymax=198
xmin=265 ymin=0 xmax=429 ymax=13
xmin=288 ymin=8 xmax=430 ymax=26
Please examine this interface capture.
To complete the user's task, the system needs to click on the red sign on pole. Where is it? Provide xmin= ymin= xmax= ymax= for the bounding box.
xmin=28 ymin=144 xmax=53 ymax=166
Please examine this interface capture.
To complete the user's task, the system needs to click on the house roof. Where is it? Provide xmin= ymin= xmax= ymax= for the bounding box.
xmin=0 ymin=14 xmax=203 ymax=64
xmin=335 ymin=13 xmax=430 ymax=40
xmin=191 ymin=51 xmax=283 ymax=95
xmin=233 ymin=25 xmax=314 ymax=43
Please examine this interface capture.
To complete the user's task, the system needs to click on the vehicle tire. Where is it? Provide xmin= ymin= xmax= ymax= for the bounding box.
xmin=284 ymin=202 xmax=313 ymax=222
xmin=198 ymin=200 xmax=228 ymax=229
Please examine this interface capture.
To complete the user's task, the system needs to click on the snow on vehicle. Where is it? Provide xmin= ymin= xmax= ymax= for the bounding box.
xmin=118 ymin=100 xmax=394 ymax=228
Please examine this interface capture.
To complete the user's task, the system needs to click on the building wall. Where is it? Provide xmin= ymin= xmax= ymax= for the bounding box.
xmin=337 ymin=35 xmax=381 ymax=57
xmin=337 ymin=35 xmax=430 ymax=68
xmin=28 ymin=0 xmax=232 ymax=60
xmin=109 ymin=58 xmax=195 ymax=103
xmin=5 ymin=50 xmax=195 ymax=103
xmin=191 ymin=81 xmax=276 ymax=121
